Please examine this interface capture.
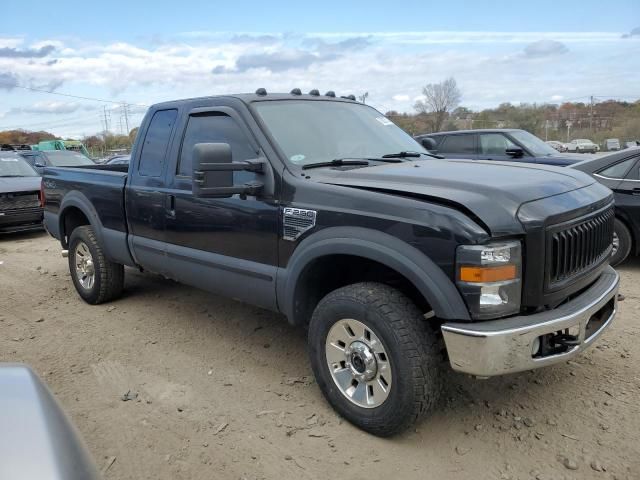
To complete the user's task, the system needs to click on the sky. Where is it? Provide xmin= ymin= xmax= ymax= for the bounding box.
xmin=0 ymin=0 xmax=639 ymax=138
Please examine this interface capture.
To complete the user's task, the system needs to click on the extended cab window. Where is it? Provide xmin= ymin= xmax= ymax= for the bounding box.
xmin=139 ymin=109 xmax=178 ymax=177
xmin=439 ymin=134 xmax=476 ymax=154
xmin=177 ymin=113 xmax=255 ymax=178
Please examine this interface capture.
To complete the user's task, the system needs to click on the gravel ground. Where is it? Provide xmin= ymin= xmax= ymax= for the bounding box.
xmin=1 ymin=231 xmax=639 ymax=480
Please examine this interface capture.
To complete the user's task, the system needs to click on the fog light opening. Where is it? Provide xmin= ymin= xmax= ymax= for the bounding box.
xmin=531 ymin=336 xmax=542 ymax=357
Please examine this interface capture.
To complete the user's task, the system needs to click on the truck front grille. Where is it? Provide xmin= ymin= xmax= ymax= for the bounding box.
xmin=0 ymin=191 xmax=40 ymax=211
xmin=547 ymin=207 xmax=614 ymax=288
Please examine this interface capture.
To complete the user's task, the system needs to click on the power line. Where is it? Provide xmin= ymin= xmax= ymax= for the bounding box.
xmin=0 ymin=81 xmax=148 ymax=107
xmin=0 ymin=102 xmax=146 ymax=131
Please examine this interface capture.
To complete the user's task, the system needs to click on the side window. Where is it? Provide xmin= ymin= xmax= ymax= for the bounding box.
xmin=479 ymin=133 xmax=517 ymax=155
xmin=139 ymin=109 xmax=178 ymax=177
xmin=177 ymin=113 xmax=255 ymax=179
xmin=625 ymin=160 xmax=640 ymax=180
xmin=598 ymin=158 xmax=636 ymax=179
xmin=439 ymin=134 xmax=476 ymax=154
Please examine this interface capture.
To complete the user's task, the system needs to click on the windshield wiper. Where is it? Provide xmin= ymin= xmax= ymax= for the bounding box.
xmin=301 ymin=156 xmax=412 ymax=170
xmin=302 ymin=158 xmax=370 ymax=170
xmin=382 ymin=151 xmax=445 ymax=160
xmin=0 ymin=175 xmax=24 ymax=177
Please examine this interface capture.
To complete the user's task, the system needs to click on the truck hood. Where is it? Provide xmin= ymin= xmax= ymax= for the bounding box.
xmin=312 ymin=159 xmax=598 ymax=236
xmin=0 ymin=176 xmax=41 ymax=194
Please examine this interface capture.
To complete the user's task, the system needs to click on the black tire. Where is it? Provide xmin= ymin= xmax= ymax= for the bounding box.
xmin=308 ymin=282 xmax=443 ymax=436
xmin=611 ymin=218 xmax=632 ymax=267
xmin=68 ymin=225 xmax=124 ymax=304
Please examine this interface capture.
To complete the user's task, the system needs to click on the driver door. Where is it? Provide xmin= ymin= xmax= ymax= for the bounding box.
xmin=163 ymin=107 xmax=280 ymax=310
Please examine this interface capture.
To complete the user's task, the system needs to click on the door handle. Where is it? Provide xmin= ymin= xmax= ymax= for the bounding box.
xmin=166 ymin=195 xmax=176 ymax=218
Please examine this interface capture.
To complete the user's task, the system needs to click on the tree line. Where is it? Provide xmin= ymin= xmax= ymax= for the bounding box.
xmin=2 ymin=78 xmax=639 ymax=154
xmin=387 ymin=78 xmax=640 ymax=145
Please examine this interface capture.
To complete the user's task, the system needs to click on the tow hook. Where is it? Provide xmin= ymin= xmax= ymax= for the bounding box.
xmin=552 ymin=333 xmax=580 ymax=347
xmin=61 ymin=249 xmax=69 ymax=258
xmin=536 ymin=331 xmax=580 ymax=357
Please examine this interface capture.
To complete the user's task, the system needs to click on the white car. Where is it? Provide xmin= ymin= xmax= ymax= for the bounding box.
xmin=567 ymin=139 xmax=599 ymax=153
xmin=545 ymin=140 xmax=568 ymax=152
xmin=605 ymin=138 xmax=621 ymax=151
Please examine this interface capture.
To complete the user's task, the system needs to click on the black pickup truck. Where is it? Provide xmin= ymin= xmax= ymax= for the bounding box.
xmin=43 ymin=90 xmax=619 ymax=436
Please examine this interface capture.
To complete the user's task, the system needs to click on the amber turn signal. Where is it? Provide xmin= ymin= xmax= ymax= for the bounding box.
xmin=459 ymin=265 xmax=517 ymax=283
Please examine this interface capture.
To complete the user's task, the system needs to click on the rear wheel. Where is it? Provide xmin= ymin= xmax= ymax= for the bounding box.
xmin=68 ymin=226 xmax=124 ymax=304
xmin=308 ymin=282 xmax=443 ymax=436
xmin=611 ymin=218 xmax=632 ymax=267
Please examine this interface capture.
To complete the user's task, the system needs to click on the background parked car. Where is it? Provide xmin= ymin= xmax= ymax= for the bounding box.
xmin=19 ymin=150 xmax=95 ymax=174
xmin=571 ymin=147 xmax=640 ymax=265
xmin=416 ymin=129 xmax=584 ymax=166
xmin=0 ymin=152 xmax=43 ymax=233
xmin=105 ymin=154 xmax=130 ymax=165
xmin=624 ymin=141 xmax=640 ymax=149
xmin=567 ymin=139 xmax=599 ymax=153
xmin=545 ymin=140 xmax=568 ymax=152
xmin=605 ymin=138 xmax=621 ymax=151
xmin=0 ymin=363 xmax=99 ymax=480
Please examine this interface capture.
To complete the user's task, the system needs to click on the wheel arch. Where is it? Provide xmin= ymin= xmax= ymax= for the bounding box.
xmin=614 ymin=211 xmax=636 ymax=254
xmin=277 ymin=227 xmax=470 ymax=326
xmin=58 ymin=191 xmax=105 ymax=248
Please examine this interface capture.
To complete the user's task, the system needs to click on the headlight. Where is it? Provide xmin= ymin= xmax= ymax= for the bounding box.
xmin=456 ymin=241 xmax=522 ymax=320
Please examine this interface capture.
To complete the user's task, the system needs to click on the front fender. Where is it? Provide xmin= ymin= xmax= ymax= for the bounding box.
xmin=277 ymin=226 xmax=470 ymax=324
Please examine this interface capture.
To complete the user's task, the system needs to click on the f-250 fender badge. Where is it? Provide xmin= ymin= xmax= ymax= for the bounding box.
xmin=282 ymin=207 xmax=317 ymax=241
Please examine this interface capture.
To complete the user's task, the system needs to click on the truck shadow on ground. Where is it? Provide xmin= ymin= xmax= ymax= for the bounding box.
xmin=114 ymin=267 xmax=590 ymax=438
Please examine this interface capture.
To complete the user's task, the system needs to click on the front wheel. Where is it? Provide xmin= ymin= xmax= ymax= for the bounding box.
xmin=308 ymin=282 xmax=443 ymax=436
xmin=611 ymin=218 xmax=632 ymax=267
xmin=68 ymin=226 xmax=124 ymax=304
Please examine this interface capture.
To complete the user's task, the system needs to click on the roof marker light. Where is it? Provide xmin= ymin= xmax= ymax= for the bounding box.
xmin=290 ymin=88 xmax=302 ymax=95
xmin=255 ymin=88 xmax=267 ymax=96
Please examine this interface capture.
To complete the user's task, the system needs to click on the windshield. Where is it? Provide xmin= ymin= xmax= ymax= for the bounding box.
xmin=44 ymin=151 xmax=94 ymax=167
xmin=509 ymin=130 xmax=559 ymax=156
xmin=0 ymin=154 xmax=39 ymax=177
xmin=253 ymin=100 xmax=426 ymax=167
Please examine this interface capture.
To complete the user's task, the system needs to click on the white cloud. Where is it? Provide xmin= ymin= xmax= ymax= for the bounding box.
xmin=0 ymin=31 xmax=638 ymax=137
xmin=10 ymin=101 xmax=93 ymax=115
xmin=523 ymin=40 xmax=569 ymax=58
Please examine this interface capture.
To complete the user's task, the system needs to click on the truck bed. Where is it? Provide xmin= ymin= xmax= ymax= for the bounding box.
xmin=43 ymin=165 xmax=132 ymax=265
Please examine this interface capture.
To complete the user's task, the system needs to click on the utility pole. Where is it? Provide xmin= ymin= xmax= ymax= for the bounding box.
xmin=589 ymin=95 xmax=594 ymax=133
xmin=122 ymin=103 xmax=130 ymax=134
xmin=566 ymin=120 xmax=573 ymax=143
xmin=102 ymin=106 xmax=111 ymax=134
xmin=545 ymin=120 xmax=550 ymax=141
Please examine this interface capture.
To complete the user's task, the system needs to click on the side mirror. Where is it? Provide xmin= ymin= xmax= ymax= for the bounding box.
xmin=420 ymin=137 xmax=437 ymax=151
xmin=505 ymin=147 xmax=524 ymax=158
xmin=192 ymin=143 xmax=264 ymax=198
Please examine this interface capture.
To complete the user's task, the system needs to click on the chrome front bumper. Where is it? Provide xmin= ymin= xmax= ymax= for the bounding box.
xmin=441 ymin=266 xmax=619 ymax=377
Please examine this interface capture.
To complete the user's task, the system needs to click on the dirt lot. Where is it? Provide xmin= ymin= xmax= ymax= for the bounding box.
xmin=1 ymin=231 xmax=639 ymax=480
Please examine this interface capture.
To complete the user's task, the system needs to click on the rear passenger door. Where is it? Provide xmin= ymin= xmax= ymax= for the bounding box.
xmin=435 ymin=134 xmax=478 ymax=160
xmin=126 ymin=108 xmax=178 ymax=275
xmin=606 ymin=156 xmax=640 ymax=236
